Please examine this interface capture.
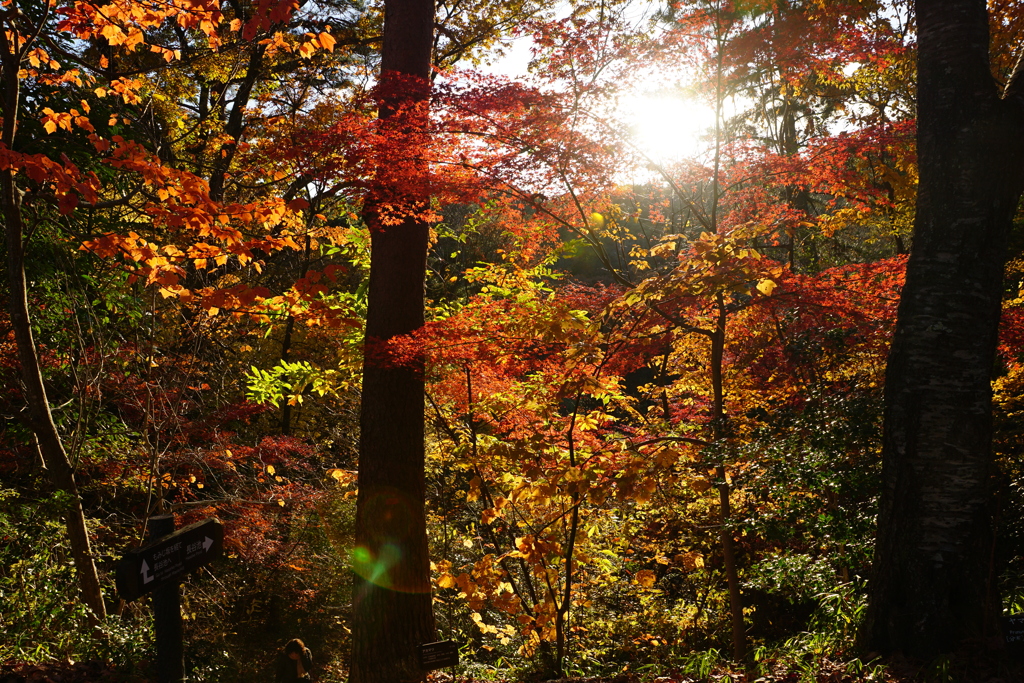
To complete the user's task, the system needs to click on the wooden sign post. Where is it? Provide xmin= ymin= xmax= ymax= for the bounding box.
xmin=151 ymin=515 xmax=184 ymax=683
xmin=116 ymin=515 xmax=223 ymax=683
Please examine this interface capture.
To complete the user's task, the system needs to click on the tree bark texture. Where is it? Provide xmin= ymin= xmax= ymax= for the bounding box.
xmin=349 ymin=0 xmax=436 ymax=680
xmin=864 ymin=0 xmax=1024 ymax=658
xmin=1 ymin=22 xmax=107 ymax=622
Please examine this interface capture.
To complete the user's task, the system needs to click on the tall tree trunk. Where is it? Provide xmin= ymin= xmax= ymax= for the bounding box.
xmin=1 ymin=17 xmax=107 ymax=623
xmin=863 ymin=0 xmax=1024 ymax=658
xmin=349 ymin=0 xmax=436 ymax=680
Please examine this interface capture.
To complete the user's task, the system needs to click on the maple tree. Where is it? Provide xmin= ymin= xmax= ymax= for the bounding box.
xmin=460 ymin=2 xmax=917 ymax=669
xmin=410 ymin=200 xmax=906 ymax=676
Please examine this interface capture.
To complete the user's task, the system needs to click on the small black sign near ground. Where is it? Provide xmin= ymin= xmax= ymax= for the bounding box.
xmin=1004 ymin=614 xmax=1024 ymax=657
xmin=115 ymin=517 xmax=223 ymax=602
xmin=418 ymin=640 xmax=459 ymax=670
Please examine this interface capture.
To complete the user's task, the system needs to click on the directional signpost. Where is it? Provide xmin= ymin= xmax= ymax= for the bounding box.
xmin=116 ymin=516 xmax=223 ymax=602
xmin=116 ymin=516 xmax=223 ymax=683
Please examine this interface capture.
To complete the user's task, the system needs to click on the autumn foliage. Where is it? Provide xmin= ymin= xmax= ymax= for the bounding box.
xmin=2 ymin=0 xmax=1024 ymax=680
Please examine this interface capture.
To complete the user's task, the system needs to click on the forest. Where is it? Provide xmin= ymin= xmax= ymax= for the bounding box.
xmin=2 ymin=0 xmax=1024 ymax=680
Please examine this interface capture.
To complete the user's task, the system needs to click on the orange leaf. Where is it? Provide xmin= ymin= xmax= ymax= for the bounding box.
xmin=635 ymin=570 xmax=656 ymax=588
xmin=691 ymin=478 xmax=713 ymax=494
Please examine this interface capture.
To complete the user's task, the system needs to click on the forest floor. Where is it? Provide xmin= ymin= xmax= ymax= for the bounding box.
xmin=3 ymin=653 xmax=1024 ymax=683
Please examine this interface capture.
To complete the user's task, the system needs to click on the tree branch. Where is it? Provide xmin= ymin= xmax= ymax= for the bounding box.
xmin=1005 ymin=48 xmax=1024 ymax=103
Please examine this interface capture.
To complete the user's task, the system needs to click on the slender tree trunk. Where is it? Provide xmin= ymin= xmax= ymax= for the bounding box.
xmin=863 ymin=0 xmax=1024 ymax=658
xmin=1 ymin=28 xmax=107 ymax=622
xmin=554 ymin=496 xmax=580 ymax=675
xmin=710 ymin=297 xmax=745 ymax=664
xmin=553 ymin=402 xmax=584 ymax=678
xmin=349 ymin=0 xmax=436 ymax=680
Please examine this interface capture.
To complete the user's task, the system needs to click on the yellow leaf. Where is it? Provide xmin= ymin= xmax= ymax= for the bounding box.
xmin=756 ymin=278 xmax=777 ymax=296
xmin=267 ymin=464 xmax=276 ymax=475
xmin=467 ymin=476 xmax=481 ymax=502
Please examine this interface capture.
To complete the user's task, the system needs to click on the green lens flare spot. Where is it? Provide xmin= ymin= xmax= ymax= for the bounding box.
xmin=352 ymin=545 xmax=373 ymax=565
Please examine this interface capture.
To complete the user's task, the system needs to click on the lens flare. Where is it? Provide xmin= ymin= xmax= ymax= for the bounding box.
xmin=351 ymin=542 xmax=402 ymax=589
xmin=350 ymin=488 xmax=430 ymax=593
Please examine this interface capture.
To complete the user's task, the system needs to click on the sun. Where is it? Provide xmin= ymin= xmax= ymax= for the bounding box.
xmin=618 ymin=89 xmax=718 ymax=166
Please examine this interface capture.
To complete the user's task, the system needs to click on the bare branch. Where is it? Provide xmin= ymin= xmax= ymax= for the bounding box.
xmin=1005 ymin=48 xmax=1024 ymax=102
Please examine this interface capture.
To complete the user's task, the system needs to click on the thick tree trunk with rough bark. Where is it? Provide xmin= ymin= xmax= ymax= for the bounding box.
xmin=863 ymin=0 xmax=1024 ymax=658
xmin=349 ymin=0 xmax=436 ymax=680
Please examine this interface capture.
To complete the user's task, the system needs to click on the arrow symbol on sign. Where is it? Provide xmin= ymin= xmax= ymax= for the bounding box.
xmin=140 ymin=560 xmax=154 ymax=584
xmin=203 ymin=536 xmax=213 ymax=553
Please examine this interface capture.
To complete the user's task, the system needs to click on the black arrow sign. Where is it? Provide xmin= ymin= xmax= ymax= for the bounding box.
xmin=116 ymin=517 xmax=223 ymax=602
